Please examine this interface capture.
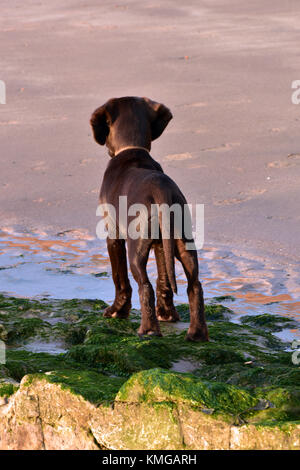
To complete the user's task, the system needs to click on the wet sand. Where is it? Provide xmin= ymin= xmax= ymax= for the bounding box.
xmin=0 ymin=0 xmax=300 ymax=259
xmin=1 ymin=1 xmax=300 ymax=342
xmin=0 ymin=227 xmax=299 ymax=347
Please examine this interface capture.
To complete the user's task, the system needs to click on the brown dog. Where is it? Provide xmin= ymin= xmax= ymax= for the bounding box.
xmin=90 ymin=96 xmax=208 ymax=341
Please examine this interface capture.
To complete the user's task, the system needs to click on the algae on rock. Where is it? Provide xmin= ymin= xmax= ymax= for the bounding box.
xmin=0 ymin=294 xmax=299 ymax=449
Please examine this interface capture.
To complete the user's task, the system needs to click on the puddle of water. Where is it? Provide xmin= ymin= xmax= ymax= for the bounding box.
xmin=0 ymin=227 xmax=299 ymax=346
xmin=19 ymin=340 xmax=67 ymax=355
xmin=171 ymin=359 xmax=199 ymax=373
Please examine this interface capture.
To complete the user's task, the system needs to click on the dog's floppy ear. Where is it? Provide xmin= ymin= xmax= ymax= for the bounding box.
xmin=90 ymin=104 xmax=109 ymax=145
xmin=144 ymin=97 xmax=173 ymax=141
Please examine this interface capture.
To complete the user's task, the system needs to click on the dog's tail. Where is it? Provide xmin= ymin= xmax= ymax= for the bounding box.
xmin=162 ymin=235 xmax=177 ymax=294
xmin=156 ymin=198 xmax=178 ymax=295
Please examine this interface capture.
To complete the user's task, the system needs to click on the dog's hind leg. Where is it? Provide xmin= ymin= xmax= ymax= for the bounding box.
xmin=175 ymin=239 xmax=209 ymax=342
xmin=103 ymin=238 xmax=132 ymax=319
xmin=154 ymin=243 xmax=180 ymax=322
xmin=128 ymin=239 xmax=162 ymax=337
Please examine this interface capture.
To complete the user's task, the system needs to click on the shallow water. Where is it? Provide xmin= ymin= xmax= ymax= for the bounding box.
xmin=0 ymin=227 xmax=299 ymax=349
xmin=20 ymin=340 xmax=68 ymax=355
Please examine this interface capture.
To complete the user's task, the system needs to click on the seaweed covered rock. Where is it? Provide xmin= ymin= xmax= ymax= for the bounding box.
xmin=0 ymin=377 xmax=18 ymax=406
xmin=1 ymin=370 xmax=300 ymax=450
xmin=116 ymin=368 xmax=257 ymax=417
xmin=176 ymin=302 xmax=234 ymax=322
xmin=0 ymin=294 xmax=299 ymax=449
xmin=241 ymin=313 xmax=298 ymax=332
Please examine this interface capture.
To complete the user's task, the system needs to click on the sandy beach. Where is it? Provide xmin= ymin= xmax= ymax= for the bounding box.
xmin=2 ymin=2 xmax=300 ymax=451
xmin=1 ymin=0 xmax=300 ymax=327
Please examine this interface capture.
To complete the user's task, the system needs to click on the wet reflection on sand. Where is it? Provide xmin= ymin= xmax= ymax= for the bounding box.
xmin=0 ymin=227 xmax=299 ymax=345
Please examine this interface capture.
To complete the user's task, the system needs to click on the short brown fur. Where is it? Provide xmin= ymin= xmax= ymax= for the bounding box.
xmin=90 ymin=96 xmax=208 ymax=341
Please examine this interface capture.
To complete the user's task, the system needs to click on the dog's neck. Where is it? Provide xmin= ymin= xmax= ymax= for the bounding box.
xmin=114 ymin=146 xmax=150 ymax=157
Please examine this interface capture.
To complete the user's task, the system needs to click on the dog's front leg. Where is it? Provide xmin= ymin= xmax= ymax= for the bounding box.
xmin=103 ymin=238 xmax=132 ymax=319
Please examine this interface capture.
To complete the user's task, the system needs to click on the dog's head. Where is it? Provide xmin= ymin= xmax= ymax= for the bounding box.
xmin=90 ymin=96 xmax=172 ymax=157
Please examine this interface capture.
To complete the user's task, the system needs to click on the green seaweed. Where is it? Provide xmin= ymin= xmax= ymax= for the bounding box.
xmin=241 ymin=314 xmax=298 ymax=332
xmin=1 ymin=318 xmax=51 ymax=344
xmin=194 ymin=362 xmax=300 ymax=390
xmin=53 ymin=323 xmax=88 ymax=345
xmin=176 ymin=303 xmax=234 ymax=322
xmin=211 ymin=295 xmax=236 ymax=302
xmin=24 ymin=370 xmax=125 ymax=405
xmin=0 ymin=293 xmax=299 ymax=428
xmin=67 ymin=335 xmax=176 ymax=377
xmin=252 ymin=387 xmax=300 ymax=423
xmin=0 ymin=382 xmax=18 ymax=398
xmin=116 ymin=368 xmax=258 ymax=418
xmin=5 ymin=350 xmax=74 ymax=381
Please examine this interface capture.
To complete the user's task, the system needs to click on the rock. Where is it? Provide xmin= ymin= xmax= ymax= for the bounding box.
xmin=0 ymin=294 xmax=299 ymax=449
xmin=0 ymin=372 xmax=299 ymax=450
xmin=0 ymin=375 xmax=19 ymax=406
xmin=0 ymin=376 xmax=98 ymax=450
xmin=241 ymin=313 xmax=298 ymax=332
xmin=176 ymin=302 xmax=234 ymax=322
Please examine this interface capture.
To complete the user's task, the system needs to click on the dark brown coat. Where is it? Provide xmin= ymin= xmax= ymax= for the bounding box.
xmin=90 ymin=96 xmax=208 ymax=341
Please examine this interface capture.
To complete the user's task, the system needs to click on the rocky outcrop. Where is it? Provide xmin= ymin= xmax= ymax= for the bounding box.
xmin=0 ymin=373 xmax=300 ymax=450
xmin=0 ymin=376 xmax=97 ymax=450
xmin=0 ymin=294 xmax=299 ymax=449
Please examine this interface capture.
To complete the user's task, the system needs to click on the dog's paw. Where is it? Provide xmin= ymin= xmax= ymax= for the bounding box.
xmin=103 ymin=305 xmax=130 ymax=319
xmin=156 ymin=307 xmax=181 ymax=323
xmin=185 ymin=328 xmax=209 ymax=342
xmin=137 ymin=326 xmax=162 ymax=338
xmin=138 ymin=332 xmax=163 ymax=340
xmin=157 ymin=314 xmax=180 ymax=322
